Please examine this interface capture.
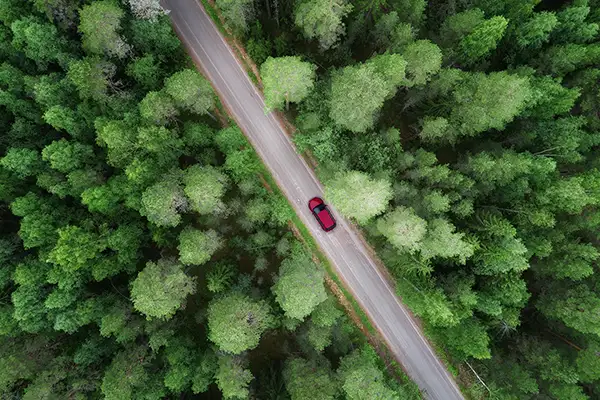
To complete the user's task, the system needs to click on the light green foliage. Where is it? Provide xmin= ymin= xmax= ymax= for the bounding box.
xmin=0 ymin=148 xmax=42 ymax=178
xmin=472 ymin=213 xmax=528 ymax=275
xmin=96 ymin=119 xmax=138 ymax=168
xmin=47 ymin=225 xmax=107 ymax=271
xmin=325 ymin=170 xmax=392 ymax=224
xmin=330 ymin=64 xmax=387 ymax=133
xmin=261 ymin=56 xmax=316 ymax=111
xmin=283 ymin=357 xmax=338 ymax=400
xmin=294 ymin=0 xmax=353 ymax=50
xmin=137 ymin=125 xmax=183 ymax=159
xmin=183 ymin=165 xmax=228 ymax=215
xmin=207 ymin=292 xmax=275 ymax=354
xmin=420 ymin=218 xmax=475 ymax=264
xmin=337 ymin=346 xmax=399 ymax=400
xmin=426 ymin=71 xmax=531 ymax=142
xmin=10 ymin=17 xmax=70 ymax=69
xmin=42 ymin=139 xmax=93 ymax=174
xmin=178 ymin=227 xmax=222 ymax=265
xmin=552 ymin=4 xmax=599 ymax=44
xmin=139 ymin=90 xmax=178 ymax=124
xmin=126 ymin=54 xmax=162 ymax=90
xmin=130 ymin=258 xmax=196 ymax=320
xmin=420 ymin=117 xmax=449 ymax=142
xmin=272 ymin=244 xmax=327 ymax=320
xmin=393 ymin=0 xmax=426 ymax=26
xmin=215 ymin=355 xmax=253 ymax=399
xmin=458 ymin=16 xmax=508 ymax=65
xmin=523 ymin=74 xmax=580 ymax=119
xmin=377 ymin=207 xmax=427 ymax=254
xmin=43 ymin=105 xmax=80 ymax=136
xmin=440 ymin=8 xmax=486 ymax=48
xmin=216 ymin=0 xmax=253 ymax=32
xmin=164 ymin=69 xmax=215 ymax=115
xmin=100 ymin=346 xmax=154 ymax=399
xmin=576 ymin=341 xmax=600 ymax=382
xmin=67 ymin=57 xmax=115 ymax=101
xmin=140 ymin=175 xmax=187 ymax=227
xmin=192 ymin=349 xmax=217 ymax=393
xmin=307 ymin=321 xmax=333 ymax=351
xmin=537 ymin=283 xmax=600 ymax=337
xmin=78 ymin=1 xmax=130 ymax=58
xmin=515 ymin=12 xmax=558 ymax=48
xmin=435 ymin=318 xmax=491 ymax=360
xmin=402 ymin=40 xmax=442 ymax=86
xmin=536 ymin=43 xmax=600 ymax=76
xmin=207 ymin=263 xmax=236 ymax=293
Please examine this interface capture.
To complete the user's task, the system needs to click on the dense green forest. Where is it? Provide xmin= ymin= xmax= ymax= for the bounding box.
xmin=0 ymin=0 xmax=418 ymax=399
xmin=208 ymin=0 xmax=600 ymax=398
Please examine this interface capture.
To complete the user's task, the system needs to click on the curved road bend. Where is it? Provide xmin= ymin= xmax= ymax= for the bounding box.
xmin=162 ymin=1 xmax=464 ymax=398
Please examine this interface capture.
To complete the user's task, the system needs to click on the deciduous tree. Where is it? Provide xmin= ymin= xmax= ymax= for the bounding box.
xmin=130 ymin=258 xmax=196 ymax=320
xmin=178 ymin=227 xmax=223 ymax=266
xmin=207 ymin=292 xmax=275 ymax=354
xmin=261 ymin=56 xmax=316 ymax=111
xmin=294 ymin=0 xmax=353 ymax=50
xmin=272 ymin=245 xmax=327 ymax=320
xmin=325 ymin=170 xmax=392 ymax=224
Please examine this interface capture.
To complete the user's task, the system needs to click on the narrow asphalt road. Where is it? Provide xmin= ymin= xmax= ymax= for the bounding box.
xmin=163 ymin=1 xmax=464 ymax=398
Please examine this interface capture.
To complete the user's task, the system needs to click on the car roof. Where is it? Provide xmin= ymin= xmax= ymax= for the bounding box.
xmin=317 ymin=208 xmax=335 ymax=229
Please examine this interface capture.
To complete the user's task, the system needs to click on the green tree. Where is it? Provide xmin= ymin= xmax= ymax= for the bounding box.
xmin=515 ymin=11 xmax=558 ymax=48
xmin=67 ymin=57 xmax=115 ymax=101
xmin=178 ymin=227 xmax=223 ymax=266
xmin=294 ymin=0 xmax=353 ymax=50
xmin=576 ymin=341 xmax=600 ymax=383
xmin=164 ymin=69 xmax=215 ymax=115
xmin=434 ymin=318 xmax=491 ymax=360
xmin=377 ymin=207 xmax=427 ymax=254
xmin=402 ymin=40 xmax=442 ymax=86
xmin=423 ymin=71 xmax=531 ymax=142
xmin=216 ymin=0 xmax=253 ymax=32
xmin=0 ymin=148 xmax=42 ymax=178
xmin=215 ymin=355 xmax=253 ymax=399
xmin=183 ymin=165 xmax=228 ymax=215
xmin=261 ymin=56 xmax=316 ymax=111
xmin=537 ymin=283 xmax=600 ymax=337
xmin=272 ymin=245 xmax=327 ymax=320
xmin=47 ymin=225 xmax=107 ymax=271
xmin=130 ymin=258 xmax=196 ymax=320
xmin=207 ymin=292 xmax=275 ymax=354
xmin=139 ymin=90 xmax=178 ymax=125
xmin=458 ymin=16 xmax=508 ymax=65
xmin=41 ymin=139 xmax=94 ymax=174
xmin=10 ymin=17 xmax=70 ymax=69
xmin=330 ymin=55 xmax=405 ymax=132
xmin=337 ymin=346 xmax=400 ymax=400
xmin=126 ymin=54 xmax=162 ymax=90
xmin=325 ymin=170 xmax=392 ymax=224
xmin=140 ymin=174 xmax=187 ymax=227
xmin=283 ymin=357 xmax=339 ymax=400
xmin=551 ymin=3 xmax=599 ymax=44
xmin=419 ymin=218 xmax=475 ymax=263
xmin=79 ymin=0 xmax=130 ymax=58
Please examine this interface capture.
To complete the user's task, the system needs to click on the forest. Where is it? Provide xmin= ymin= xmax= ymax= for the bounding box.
xmin=2 ymin=0 xmax=600 ymax=399
xmin=217 ymin=0 xmax=600 ymax=398
xmin=0 ymin=0 xmax=418 ymax=399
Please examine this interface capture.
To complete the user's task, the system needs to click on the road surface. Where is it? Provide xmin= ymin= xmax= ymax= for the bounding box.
xmin=163 ymin=1 xmax=464 ymax=398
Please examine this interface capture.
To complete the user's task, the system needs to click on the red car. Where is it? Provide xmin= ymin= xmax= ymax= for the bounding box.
xmin=308 ymin=197 xmax=336 ymax=232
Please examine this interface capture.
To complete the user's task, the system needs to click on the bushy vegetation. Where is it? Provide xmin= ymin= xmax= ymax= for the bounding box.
xmin=227 ymin=0 xmax=600 ymax=397
xmin=0 ymin=0 xmax=412 ymax=399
